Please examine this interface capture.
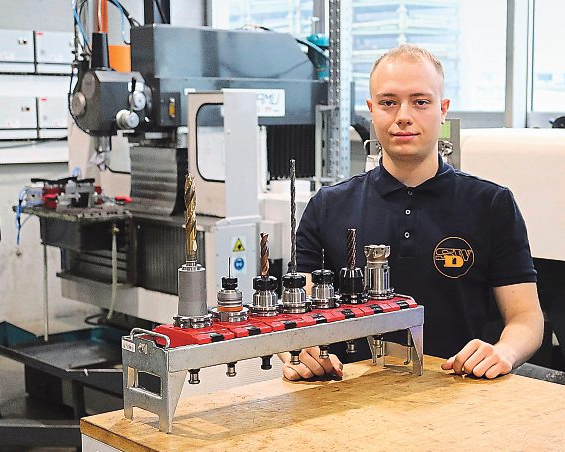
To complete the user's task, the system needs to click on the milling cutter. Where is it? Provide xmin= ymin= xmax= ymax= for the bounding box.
xmin=339 ymin=228 xmax=366 ymax=304
xmin=364 ymin=245 xmax=395 ymax=300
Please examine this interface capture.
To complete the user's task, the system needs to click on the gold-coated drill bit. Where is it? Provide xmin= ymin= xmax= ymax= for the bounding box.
xmin=260 ymin=232 xmax=269 ymax=277
xmin=184 ymin=173 xmax=197 ymax=262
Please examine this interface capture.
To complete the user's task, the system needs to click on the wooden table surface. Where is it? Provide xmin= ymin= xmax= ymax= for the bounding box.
xmin=81 ymin=356 xmax=565 ymax=451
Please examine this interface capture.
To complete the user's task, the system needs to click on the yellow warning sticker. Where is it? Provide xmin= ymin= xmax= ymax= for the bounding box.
xmin=233 ymin=238 xmax=245 ymax=252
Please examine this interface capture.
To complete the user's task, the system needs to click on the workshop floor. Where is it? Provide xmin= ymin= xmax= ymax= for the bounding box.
xmin=0 ymin=355 xmax=76 ymax=452
xmin=0 ymin=315 xmax=97 ymax=452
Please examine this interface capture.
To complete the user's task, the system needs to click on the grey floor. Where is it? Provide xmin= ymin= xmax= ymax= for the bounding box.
xmin=0 ymin=316 xmax=96 ymax=452
xmin=0 ymin=355 xmax=76 ymax=452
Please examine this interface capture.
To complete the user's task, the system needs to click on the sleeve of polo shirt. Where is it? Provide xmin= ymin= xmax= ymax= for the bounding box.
xmin=296 ymin=190 xmax=324 ymax=273
xmin=488 ymin=187 xmax=537 ymax=287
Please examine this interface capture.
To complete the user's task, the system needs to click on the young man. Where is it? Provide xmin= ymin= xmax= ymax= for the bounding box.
xmin=280 ymin=44 xmax=543 ymax=381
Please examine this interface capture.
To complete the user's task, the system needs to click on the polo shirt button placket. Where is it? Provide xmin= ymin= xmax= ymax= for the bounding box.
xmin=402 ymin=190 xmax=414 ymax=253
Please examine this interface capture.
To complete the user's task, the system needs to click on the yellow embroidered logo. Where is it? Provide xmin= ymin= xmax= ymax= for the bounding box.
xmin=433 ymin=237 xmax=474 ymax=278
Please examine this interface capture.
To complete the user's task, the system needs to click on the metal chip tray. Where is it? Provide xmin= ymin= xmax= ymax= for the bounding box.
xmin=0 ymin=321 xmax=123 ymax=395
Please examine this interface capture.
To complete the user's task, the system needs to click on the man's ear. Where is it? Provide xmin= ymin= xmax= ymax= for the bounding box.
xmin=440 ymin=98 xmax=450 ymax=124
xmin=366 ymin=98 xmax=373 ymax=113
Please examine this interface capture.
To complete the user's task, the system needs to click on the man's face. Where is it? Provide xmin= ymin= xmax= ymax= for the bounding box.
xmin=366 ymin=57 xmax=450 ymax=163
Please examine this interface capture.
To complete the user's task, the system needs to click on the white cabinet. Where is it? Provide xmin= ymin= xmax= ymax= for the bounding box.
xmin=0 ymin=95 xmax=37 ymax=139
xmin=35 ymin=30 xmax=74 ymax=73
xmin=0 ymin=29 xmax=35 ymax=72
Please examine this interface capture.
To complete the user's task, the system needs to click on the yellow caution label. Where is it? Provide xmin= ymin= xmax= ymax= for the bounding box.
xmin=168 ymin=97 xmax=176 ymax=118
xmin=233 ymin=238 xmax=245 ymax=252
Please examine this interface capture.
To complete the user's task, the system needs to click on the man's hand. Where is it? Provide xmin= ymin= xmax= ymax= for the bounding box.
xmin=441 ymin=339 xmax=513 ymax=379
xmin=279 ymin=347 xmax=343 ymax=381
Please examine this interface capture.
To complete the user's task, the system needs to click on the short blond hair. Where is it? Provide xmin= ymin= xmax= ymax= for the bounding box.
xmin=370 ymin=44 xmax=445 ymax=94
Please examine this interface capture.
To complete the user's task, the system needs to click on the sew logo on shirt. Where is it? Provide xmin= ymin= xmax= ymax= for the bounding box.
xmin=433 ymin=237 xmax=474 ymax=278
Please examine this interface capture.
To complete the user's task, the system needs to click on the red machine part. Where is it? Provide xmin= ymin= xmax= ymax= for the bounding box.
xmin=42 ymin=187 xmax=62 ymax=209
xmin=115 ymin=195 xmax=132 ymax=204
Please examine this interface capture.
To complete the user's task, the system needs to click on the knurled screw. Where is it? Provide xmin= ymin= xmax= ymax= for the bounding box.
xmin=261 ymin=355 xmax=273 ymax=370
xmin=226 ymin=362 xmax=237 ymax=377
xmin=189 ymin=369 xmax=200 ymax=384
xmin=290 ymin=350 xmax=301 ymax=366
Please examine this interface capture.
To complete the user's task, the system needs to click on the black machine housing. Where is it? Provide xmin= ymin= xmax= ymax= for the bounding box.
xmin=73 ymin=25 xmax=330 ymax=179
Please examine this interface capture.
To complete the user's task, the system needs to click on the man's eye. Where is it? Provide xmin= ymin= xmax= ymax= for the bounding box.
xmin=415 ymin=99 xmax=430 ymax=106
xmin=380 ymin=100 xmax=395 ymax=107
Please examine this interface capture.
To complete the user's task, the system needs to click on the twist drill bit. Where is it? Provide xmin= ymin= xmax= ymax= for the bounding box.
xmin=184 ymin=173 xmax=197 ymax=262
xmin=347 ymin=228 xmax=356 ymax=269
xmin=321 ymin=248 xmax=325 ymax=270
xmin=253 ymin=232 xmax=279 ymax=316
xmin=281 ymin=159 xmax=307 ymax=313
xmin=290 ymin=159 xmax=297 ymax=274
xmin=175 ymin=172 xmax=210 ymax=328
xmin=260 ymin=232 xmax=269 ymax=277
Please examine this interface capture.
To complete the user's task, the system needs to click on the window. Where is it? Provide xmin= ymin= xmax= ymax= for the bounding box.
xmin=531 ymin=0 xmax=565 ymax=112
xmin=352 ymin=0 xmax=507 ymax=112
xmin=213 ymin=0 xmax=314 ymax=34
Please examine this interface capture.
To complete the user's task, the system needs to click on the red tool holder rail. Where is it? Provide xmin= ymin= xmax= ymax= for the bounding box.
xmin=154 ymin=295 xmax=418 ymax=347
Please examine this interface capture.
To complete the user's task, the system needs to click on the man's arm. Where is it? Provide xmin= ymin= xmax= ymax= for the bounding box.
xmin=441 ymin=282 xmax=543 ymax=378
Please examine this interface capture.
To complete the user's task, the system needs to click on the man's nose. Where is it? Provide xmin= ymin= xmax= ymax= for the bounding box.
xmin=395 ymin=102 xmax=413 ymax=126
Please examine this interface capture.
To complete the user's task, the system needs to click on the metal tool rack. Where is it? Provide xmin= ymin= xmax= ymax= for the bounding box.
xmin=122 ymin=304 xmax=424 ymax=433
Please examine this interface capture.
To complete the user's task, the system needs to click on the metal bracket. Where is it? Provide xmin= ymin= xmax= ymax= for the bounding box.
xmin=367 ymin=325 xmax=424 ymax=376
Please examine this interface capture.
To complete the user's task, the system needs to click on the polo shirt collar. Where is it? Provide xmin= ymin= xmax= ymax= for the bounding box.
xmin=372 ymin=153 xmax=455 ymax=197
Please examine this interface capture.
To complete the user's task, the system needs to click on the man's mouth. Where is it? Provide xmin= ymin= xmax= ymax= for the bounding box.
xmin=391 ymin=132 xmax=419 ymax=141
xmin=392 ymin=132 xmax=418 ymax=137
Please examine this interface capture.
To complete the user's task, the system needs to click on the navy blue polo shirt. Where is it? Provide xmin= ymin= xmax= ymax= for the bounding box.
xmin=296 ymin=155 xmax=536 ymax=359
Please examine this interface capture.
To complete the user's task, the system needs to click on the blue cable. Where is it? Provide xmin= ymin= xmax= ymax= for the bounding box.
xmin=15 ymin=188 xmax=27 ymax=245
xmin=15 ymin=187 xmax=43 ymax=245
xmin=72 ymin=0 xmax=90 ymax=50
xmin=71 ymin=166 xmax=83 ymax=178
xmin=109 ymin=0 xmax=129 ymax=45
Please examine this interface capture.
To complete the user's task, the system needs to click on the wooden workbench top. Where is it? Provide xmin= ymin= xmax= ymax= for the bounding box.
xmin=81 ymin=356 xmax=565 ymax=451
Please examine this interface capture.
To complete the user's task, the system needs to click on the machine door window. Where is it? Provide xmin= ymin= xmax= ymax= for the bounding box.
xmin=196 ymin=104 xmax=226 ymax=182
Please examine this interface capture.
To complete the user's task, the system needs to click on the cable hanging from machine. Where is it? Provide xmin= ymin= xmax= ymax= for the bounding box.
xmin=153 ymin=0 xmax=167 ymax=24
